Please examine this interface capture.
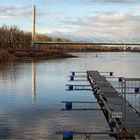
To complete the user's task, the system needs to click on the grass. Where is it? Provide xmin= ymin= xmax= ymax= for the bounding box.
xmin=0 ymin=48 xmax=75 ymax=61
xmin=0 ymin=49 xmax=13 ymax=61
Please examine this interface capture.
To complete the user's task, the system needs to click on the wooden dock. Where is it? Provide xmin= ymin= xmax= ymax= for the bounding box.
xmin=87 ymin=71 xmax=140 ymax=139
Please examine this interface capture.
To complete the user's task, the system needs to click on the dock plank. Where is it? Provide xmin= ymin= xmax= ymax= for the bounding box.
xmin=87 ymin=71 xmax=140 ymax=134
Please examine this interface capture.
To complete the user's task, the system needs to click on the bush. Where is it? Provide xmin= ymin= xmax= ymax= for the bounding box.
xmin=0 ymin=49 xmax=10 ymax=61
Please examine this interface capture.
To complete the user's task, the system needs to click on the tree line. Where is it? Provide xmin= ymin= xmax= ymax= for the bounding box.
xmin=0 ymin=25 xmax=71 ymax=49
xmin=0 ymin=25 xmax=31 ymax=48
xmin=0 ymin=24 xmax=135 ymax=52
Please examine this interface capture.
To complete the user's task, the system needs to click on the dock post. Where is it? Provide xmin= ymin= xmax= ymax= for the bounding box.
xmin=63 ymin=132 xmax=73 ymax=140
xmin=70 ymin=76 xmax=74 ymax=81
xmin=110 ymin=72 xmax=113 ymax=76
xmin=72 ymin=72 xmax=75 ymax=76
xmin=122 ymin=78 xmax=127 ymax=125
xmin=65 ymin=101 xmax=72 ymax=110
xmin=134 ymin=87 xmax=139 ymax=93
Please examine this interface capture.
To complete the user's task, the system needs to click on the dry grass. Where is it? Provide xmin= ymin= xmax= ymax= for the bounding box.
xmin=0 ymin=49 xmax=10 ymax=61
xmin=0 ymin=48 xmax=74 ymax=61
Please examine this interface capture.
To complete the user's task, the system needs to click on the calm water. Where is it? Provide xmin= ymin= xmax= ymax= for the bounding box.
xmin=0 ymin=52 xmax=140 ymax=140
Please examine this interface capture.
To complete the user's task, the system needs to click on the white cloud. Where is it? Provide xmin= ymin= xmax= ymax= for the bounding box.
xmin=85 ymin=0 xmax=140 ymax=3
xmin=1 ymin=2 xmax=140 ymax=42
xmin=0 ymin=5 xmax=47 ymax=19
xmin=40 ymin=0 xmax=140 ymax=4
xmin=34 ymin=0 xmax=140 ymax=42
xmin=0 ymin=5 xmax=31 ymax=19
xmin=45 ymin=11 xmax=140 ymax=42
xmin=38 ymin=29 xmax=54 ymax=34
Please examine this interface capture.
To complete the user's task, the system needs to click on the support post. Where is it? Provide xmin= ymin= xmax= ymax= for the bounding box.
xmin=32 ymin=5 xmax=36 ymax=55
xmin=122 ymin=78 xmax=126 ymax=124
xmin=32 ymin=5 xmax=36 ymax=42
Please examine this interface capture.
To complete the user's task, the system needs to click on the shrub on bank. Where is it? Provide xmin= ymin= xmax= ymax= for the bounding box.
xmin=0 ymin=49 xmax=10 ymax=61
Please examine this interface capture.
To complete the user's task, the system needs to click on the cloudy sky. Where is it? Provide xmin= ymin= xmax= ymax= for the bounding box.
xmin=1 ymin=0 xmax=140 ymax=42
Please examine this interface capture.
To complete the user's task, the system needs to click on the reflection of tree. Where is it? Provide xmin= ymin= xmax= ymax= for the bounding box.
xmin=0 ymin=62 xmax=19 ymax=81
xmin=0 ymin=61 xmax=33 ymax=83
xmin=0 ymin=60 xmax=37 ymax=103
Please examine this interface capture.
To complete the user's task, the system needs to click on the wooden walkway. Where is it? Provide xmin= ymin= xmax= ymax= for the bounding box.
xmin=87 ymin=71 xmax=140 ymax=139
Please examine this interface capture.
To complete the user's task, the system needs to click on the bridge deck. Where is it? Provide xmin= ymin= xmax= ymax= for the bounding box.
xmin=33 ymin=41 xmax=140 ymax=46
xmin=87 ymin=71 xmax=140 ymax=134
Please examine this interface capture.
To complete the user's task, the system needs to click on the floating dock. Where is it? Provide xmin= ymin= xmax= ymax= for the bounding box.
xmin=87 ymin=71 xmax=140 ymax=139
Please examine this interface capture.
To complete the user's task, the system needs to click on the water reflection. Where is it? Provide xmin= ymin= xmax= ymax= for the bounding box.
xmin=0 ymin=52 xmax=140 ymax=139
xmin=32 ymin=60 xmax=36 ymax=103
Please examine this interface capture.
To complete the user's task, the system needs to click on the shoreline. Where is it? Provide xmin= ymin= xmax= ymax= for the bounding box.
xmin=0 ymin=48 xmax=76 ymax=62
xmin=0 ymin=48 xmax=140 ymax=62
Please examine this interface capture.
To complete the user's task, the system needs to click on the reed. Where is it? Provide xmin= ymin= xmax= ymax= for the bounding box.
xmin=0 ymin=49 xmax=10 ymax=61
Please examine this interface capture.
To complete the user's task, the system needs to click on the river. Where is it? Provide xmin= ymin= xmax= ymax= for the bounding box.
xmin=0 ymin=52 xmax=140 ymax=140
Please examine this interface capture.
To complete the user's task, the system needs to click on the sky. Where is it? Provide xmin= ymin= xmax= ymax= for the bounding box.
xmin=1 ymin=0 xmax=140 ymax=42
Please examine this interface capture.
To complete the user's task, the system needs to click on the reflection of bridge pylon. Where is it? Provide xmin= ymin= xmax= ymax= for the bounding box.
xmin=32 ymin=60 xmax=36 ymax=103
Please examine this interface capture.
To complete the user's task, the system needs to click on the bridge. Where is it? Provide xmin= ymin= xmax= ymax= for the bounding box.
xmin=33 ymin=41 xmax=140 ymax=46
xmin=31 ymin=6 xmax=140 ymax=47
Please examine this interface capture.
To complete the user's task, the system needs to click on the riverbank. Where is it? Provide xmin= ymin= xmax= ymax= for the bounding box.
xmin=1 ymin=25 xmax=140 ymax=62
xmin=1 ymin=48 xmax=140 ymax=62
xmin=0 ymin=48 xmax=76 ymax=61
